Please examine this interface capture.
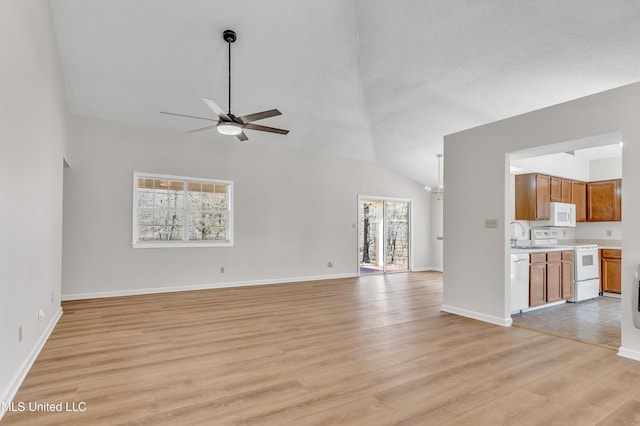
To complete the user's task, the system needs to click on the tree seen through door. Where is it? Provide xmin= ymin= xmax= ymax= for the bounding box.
xmin=359 ymin=199 xmax=409 ymax=274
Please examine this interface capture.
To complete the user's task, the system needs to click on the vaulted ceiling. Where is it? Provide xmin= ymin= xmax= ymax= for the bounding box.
xmin=49 ymin=0 xmax=640 ymax=187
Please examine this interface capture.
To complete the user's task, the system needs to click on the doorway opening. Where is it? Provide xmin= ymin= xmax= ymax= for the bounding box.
xmin=358 ymin=197 xmax=411 ymax=275
xmin=507 ymin=132 xmax=623 ymax=349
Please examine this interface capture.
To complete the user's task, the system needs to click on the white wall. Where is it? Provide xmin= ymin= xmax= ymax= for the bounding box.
xmin=575 ymin=222 xmax=622 ymax=241
xmin=443 ymin=82 xmax=640 ymax=360
xmin=590 ymin=157 xmax=622 ymax=181
xmin=511 ymin=153 xmax=590 ymax=181
xmin=62 ymin=116 xmax=433 ymax=298
xmin=0 ymin=0 xmax=68 ymax=414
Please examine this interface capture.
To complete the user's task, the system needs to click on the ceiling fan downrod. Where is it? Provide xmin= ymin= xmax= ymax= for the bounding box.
xmin=222 ymin=30 xmax=236 ymax=116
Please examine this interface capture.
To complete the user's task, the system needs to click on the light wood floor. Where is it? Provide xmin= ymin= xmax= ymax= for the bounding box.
xmin=4 ymin=272 xmax=640 ymax=425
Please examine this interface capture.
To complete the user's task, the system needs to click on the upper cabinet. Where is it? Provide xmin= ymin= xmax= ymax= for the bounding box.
xmin=587 ymin=179 xmax=622 ymax=222
xmin=550 ymin=177 xmax=572 ymax=203
xmin=515 ymin=174 xmax=621 ymax=222
xmin=571 ymin=181 xmax=587 ymax=222
xmin=515 ymin=174 xmax=550 ymax=220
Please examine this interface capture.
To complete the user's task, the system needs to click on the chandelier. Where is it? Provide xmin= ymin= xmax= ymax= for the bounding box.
xmin=425 ymin=154 xmax=444 ymax=200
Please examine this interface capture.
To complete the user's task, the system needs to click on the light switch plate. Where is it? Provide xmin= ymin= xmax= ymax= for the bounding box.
xmin=484 ymin=219 xmax=498 ymax=228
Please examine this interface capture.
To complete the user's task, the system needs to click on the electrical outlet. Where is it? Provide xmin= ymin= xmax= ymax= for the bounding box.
xmin=220 ymin=266 xmax=225 ymax=274
xmin=328 ymin=261 xmax=334 ymax=268
xmin=484 ymin=219 xmax=498 ymax=229
xmin=606 ymin=229 xmax=612 ymax=237
xmin=18 ymin=326 xmax=22 ymax=342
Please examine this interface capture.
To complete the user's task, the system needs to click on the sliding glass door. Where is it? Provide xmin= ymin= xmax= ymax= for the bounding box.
xmin=358 ymin=197 xmax=410 ymax=274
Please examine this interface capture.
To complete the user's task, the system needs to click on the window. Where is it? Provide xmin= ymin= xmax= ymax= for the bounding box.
xmin=132 ymin=172 xmax=233 ymax=247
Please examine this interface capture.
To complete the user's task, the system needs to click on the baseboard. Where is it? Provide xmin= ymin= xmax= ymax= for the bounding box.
xmin=602 ymin=292 xmax=621 ymax=299
xmin=62 ymin=273 xmax=358 ymax=301
xmin=617 ymin=346 xmax=640 ymax=361
xmin=0 ymin=307 xmax=62 ymax=421
xmin=412 ymin=266 xmax=443 ymax=272
xmin=521 ymin=300 xmax=566 ymax=313
xmin=441 ymin=304 xmax=512 ymax=327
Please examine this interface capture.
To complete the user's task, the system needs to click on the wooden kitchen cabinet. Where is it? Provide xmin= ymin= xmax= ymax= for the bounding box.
xmin=561 ymin=179 xmax=572 ymax=203
xmin=529 ymin=251 xmax=573 ymax=307
xmin=572 ymin=181 xmax=587 ymax=222
xmin=516 ymin=174 xmax=551 ymax=221
xmin=600 ymin=249 xmax=621 ymax=294
xmin=551 ymin=177 xmax=573 ymax=203
xmin=546 ymin=263 xmax=562 ymax=303
xmin=529 ymin=254 xmax=547 ymax=307
xmin=546 ymin=252 xmax=562 ymax=303
xmin=550 ymin=177 xmax=561 ymax=202
xmin=561 ymin=251 xmax=573 ymax=300
xmin=587 ymin=179 xmax=621 ymax=222
xmin=515 ymin=173 xmax=622 ymax=223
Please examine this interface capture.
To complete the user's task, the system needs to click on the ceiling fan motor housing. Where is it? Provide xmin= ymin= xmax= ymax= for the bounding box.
xmin=223 ymin=29 xmax=236 ymax=43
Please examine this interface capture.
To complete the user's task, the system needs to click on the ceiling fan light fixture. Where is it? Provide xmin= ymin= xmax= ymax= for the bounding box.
xmin=217 ymin=121 xmax=242 ymax=136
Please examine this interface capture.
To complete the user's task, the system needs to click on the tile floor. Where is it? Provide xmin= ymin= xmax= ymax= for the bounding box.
xmin=512 ymin=296 xmax=621 ymax=349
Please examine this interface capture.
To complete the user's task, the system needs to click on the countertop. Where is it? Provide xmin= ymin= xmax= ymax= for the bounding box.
xmin=566 ymin=239 xmax=621 ymax=249
xmin=510 ymin=239 xmax=622 ymax=253
xmin=511 ymin=246 xmax=571 ymax=254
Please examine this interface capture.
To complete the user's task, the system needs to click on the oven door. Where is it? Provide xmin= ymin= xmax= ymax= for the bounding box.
xmin=574 ymin=248 xmax=599 ymax=281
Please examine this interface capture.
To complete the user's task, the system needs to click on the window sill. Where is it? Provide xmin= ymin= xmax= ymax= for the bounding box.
xmin=132 ymin=241 xmax=234 ymax=248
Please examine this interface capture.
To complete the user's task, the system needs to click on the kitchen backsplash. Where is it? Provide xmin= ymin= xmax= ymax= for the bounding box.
xmin=509 ymin=220 xmax=621 ymax=243
xmin=575 ymin=221 xmax=622 ymax=240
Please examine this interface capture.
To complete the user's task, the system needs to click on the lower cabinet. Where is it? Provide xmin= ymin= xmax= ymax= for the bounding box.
xmin=546 ymin=252 xmax=562 ymax=303
xmin=529 ymin=250 xmax=573 ymax=307
xmin=529 ymin=257 xmax=547 ymax=307
xmin=600 ymin=249 xmax=622 ymax=294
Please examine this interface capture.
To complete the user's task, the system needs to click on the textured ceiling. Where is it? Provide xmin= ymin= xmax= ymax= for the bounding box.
xmin=49 ymin=0 xmax=640 ymax=187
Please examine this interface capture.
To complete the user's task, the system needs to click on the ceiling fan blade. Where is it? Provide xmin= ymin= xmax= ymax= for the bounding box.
xmin=201 ymin=98 xmax=231 ymax=121
xmin=243 ymin=122 xmax=289 ymax=135
xmin=186 ymin=124 xmax=218 ymax=133
xmin=236 ymin=109 xmax=282 ymax=124
xmin=236 ymin=131 xmax=249 ymax=142
xmin=160 ymin=111 xmax=217 ymax=122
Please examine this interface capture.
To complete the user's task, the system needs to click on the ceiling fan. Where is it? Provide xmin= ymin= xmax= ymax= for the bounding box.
xmin=161 ymin=29 xmax=289 ymax=142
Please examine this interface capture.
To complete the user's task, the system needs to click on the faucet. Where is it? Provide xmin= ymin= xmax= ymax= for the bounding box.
xmin=510 ymin=221 xmax=526 ymax=247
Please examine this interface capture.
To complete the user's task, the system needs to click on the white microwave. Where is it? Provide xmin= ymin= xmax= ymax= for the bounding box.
xmin=531 ymin=202 xmax=576 ymax=227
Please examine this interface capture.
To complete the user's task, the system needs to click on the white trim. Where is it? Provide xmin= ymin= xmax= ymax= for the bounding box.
xmin=0 ymin=307 xmax=62 ymax=421
xmin=602 ymin=292 xmax=621 ymax=299
xmin=62 ymin=273 xmax=358 ymax=301
xmin=356 ymin=195 xmax=413 ymax=275
xmin=441 ymin=304 xmax=513 ymax=327
xmin=358 ymin=194 xmax=413 ymax=203
xmin=412 ymin=266 xmax=443 ymax=272
xmin=617 ymin=346 xmax=640 ymax=361
xmin=132 ymin=241 xmax=234 ymax=248
xmin=520 ymin=300 xmax=567 ymax=313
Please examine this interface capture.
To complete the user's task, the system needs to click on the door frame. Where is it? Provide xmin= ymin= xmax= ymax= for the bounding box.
xmin=357 ymin=195 xmax=413 ymax=275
